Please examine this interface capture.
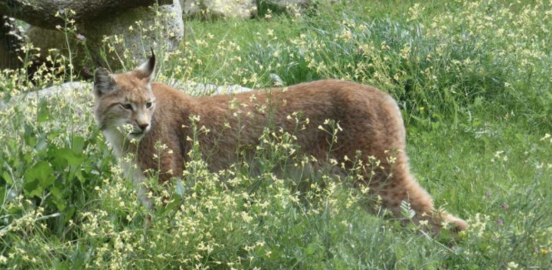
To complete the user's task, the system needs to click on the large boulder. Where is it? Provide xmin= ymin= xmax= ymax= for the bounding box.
xmin=0 ymin=16 xmax=24 ymax=69
xmin=170 ymin=80 xmax=253 ymax=95
xmin=0 ymin=36 xmax=18 ymax=69
xmin=0 ymin=82 xmax=90 ymax=110
xmin=0 ymin=80 xmax=252 ymax=111
xmin=85 ymin=0 xmax=184 ymax=69
xmin=258 ymin=0 xmax=312 ymax=14
xmin=181 ymin=0 xmax=315 ymax=18
xmin=23 ymin=0 xmax=184 ymax=72
xmin=182 ymin=0 xmax=257 ymax=18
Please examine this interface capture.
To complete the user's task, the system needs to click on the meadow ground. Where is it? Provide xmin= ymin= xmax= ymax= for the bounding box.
xmin=0 ymin=0 xmax=551 ymax=269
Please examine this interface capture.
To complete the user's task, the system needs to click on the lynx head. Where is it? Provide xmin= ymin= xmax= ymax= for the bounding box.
xmin=93 ymin=53 xmax=156 ymax=141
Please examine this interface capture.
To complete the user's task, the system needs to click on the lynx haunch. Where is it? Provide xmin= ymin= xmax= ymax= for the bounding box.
xmin=93 ymin=53 xmax=468 ymax=233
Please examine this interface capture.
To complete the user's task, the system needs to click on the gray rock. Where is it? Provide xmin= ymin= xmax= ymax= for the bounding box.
xmin=0 ymin=82 xmax=92 ymax=114
xmin=259 ymin=0 xmax=312 ymax=14
xmin=0 ymin=16 xmax=24 ymax=69
xmin=0 ymin=0 xmax=162 ymax=29
xmin=25 ymin=26 xmax=82 ymax=68
xmin=0 ymin=41 xmax=18 ymax=69
xmin=0 ymin=80 xmax=252 ymax=139
xmin=182 ymin=0 xmax=257 ymax=18
xmin=18 ymin=82 xmax=91 ymax=102
xmin=25 ymin=0 xmax=184 ymax=72
xmin=0 ymin=80 xmax=252 ymax=111
xmin=269 ymin=73 xmax=284 ymax=86
xmin=85 ymin=0 xmax=184 ymax=69
xmin=167 ymin=79 xmax=253 ymax=95
xmin=262 ymin=0 xmax=312 ymax=7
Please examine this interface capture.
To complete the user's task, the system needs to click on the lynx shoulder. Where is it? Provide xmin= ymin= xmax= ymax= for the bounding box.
xmin=93 ymin=54 xmax=467 ymax=233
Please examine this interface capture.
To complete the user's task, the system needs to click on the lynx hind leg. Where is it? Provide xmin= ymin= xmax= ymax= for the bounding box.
xmin=376 ymin=165 xmax=468 ymax=233
xmin=372 ymin=94 xmax=467 ymax=233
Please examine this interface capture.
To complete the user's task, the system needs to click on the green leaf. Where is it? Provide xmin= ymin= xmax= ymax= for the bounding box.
xmin=49 ymin=147 xmax=84 ymax=167
xmin=400 ymin=200 xmax=415 ymax=219
xmin=52 ymin=197 xmax=66 ymax=211
xmin=0 ymin=186 xmax=5 ymax=204
xmin=25 ymin=161 xmax=55 ymax=189
xmin=164 ymin=199 xmax=179 ymax=213
xmin=23 ymin=179 xmax=39 ymax=193
xmin=37 ymin=101 xmax=50 ymax=122
xmin=59 ymin=148 xmax=85 ymax=166
xmin=26 ymin=136 xmax=37 ymax=148
xmin=72 ymin=136 xmax=85 ymax=152
xmin=64 ymin=207 xmax=76 ymax=223
xmin=50 ymin=186 xmax=62 ymax=199
xmin=48 ymin=131 xmax=60 ymax=140
xmin=2 ymin=171 xmax=13 ymax=185
xmin=176 ymin=180 xmax=186 ymax=197
xmin=36 ymin=135 xmax=48 ymax=152
xmin=24 ymin=152 xmax=32 ymax=163
xmin=306 ymin=243 xmax=317 ymax=255
xmin=41 ymin=175 xmax=56 ymax=189
xmin=8 ymin=139 xmax=15 ymax=150
xmin=76 ymin=170 xmax=85 ymax=183
xmin=29 ymin=186 xmax=43 ymax=197
xmin=25 ymin=161 xmax=52 ymax=181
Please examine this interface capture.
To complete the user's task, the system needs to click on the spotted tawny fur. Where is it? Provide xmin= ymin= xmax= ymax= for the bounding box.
xmin=93 ymin=54 xmax=468 ymax=233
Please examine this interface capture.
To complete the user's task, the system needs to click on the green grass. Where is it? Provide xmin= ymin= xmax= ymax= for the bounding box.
xmin=1 ymin=0 xmax=551 ymax=269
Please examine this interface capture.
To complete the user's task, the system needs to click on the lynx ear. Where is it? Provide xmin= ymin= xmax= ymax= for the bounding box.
xmin=134 ymin=50 xmax=156 ymax=82
xmin=93 ymin=67 xmax=116 ymax=98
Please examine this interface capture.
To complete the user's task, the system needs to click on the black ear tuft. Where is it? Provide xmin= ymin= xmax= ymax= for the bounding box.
xmin=93 ymin=67 xmax=116 ymax=97
xmin=135 ymin=50 xmax=156 ymax=82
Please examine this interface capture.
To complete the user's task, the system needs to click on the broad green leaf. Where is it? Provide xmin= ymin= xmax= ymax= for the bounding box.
xmin=50 ymin=186 xmax=62 ymax=199
xmin=0 ymin=186 xmax=5 ymax=204
xmin=176 ymin=180 xmax=186 ymax=197
xmin=29 ymin=186 xmax=43 ymax=197
xmin=26 ymin=136 xmax=37 ymax=148
xmin=47 ymin=131 xmax=60 ymax=140
xmin=25 ymin=161 xmax=52 ymax=181
xmin=76 ymin=170 xmax=85 ymax=183
xmin=58 ymin=148 xmax=85 ymax=166
xmin=25 ymin=161 xmax=55 ymax=189
xmin=49 ymin=147 xmax=84 ymax=167
xmin=24 ymin=152 xmax=32 ymax=163
xmin=36 ymin=135 xmax=48 ymax=152
xmin=164 ymin=199 xmax=179 ymax=213
xmin=37 ymin=101 xmax=50 ymax=122
xmin=2 ymin=171 xmax=13 ymax=185
xmin=72 ymin=136 xmax=85 ymax=152
xmin=52 ymin=196 xmax=66 ymax=211
xmin=306 ymin=243 xmax=317 ymax=255
xmin=41 ymin=175 xmax=56 ymax=189
xmin=64 ymin=207 xmax=76 ymax=223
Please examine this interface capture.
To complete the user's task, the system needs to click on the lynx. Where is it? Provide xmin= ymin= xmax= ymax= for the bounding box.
xmin=93 ymin=53 xmax=468 ymax=233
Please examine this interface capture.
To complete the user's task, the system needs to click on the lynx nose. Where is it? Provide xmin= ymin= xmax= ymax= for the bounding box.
xmin=138 ymin=123 xmax=149 ymax=131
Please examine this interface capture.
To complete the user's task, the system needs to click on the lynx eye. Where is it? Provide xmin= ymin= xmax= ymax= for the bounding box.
xmin=146 ymin=102 xmax=153 ymax=109
xmin=120 ymin=103 xmax=133 ymax=110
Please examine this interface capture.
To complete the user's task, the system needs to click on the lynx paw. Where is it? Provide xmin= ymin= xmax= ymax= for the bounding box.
xmin=442 ymin=214 xmax=468 ymax=232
